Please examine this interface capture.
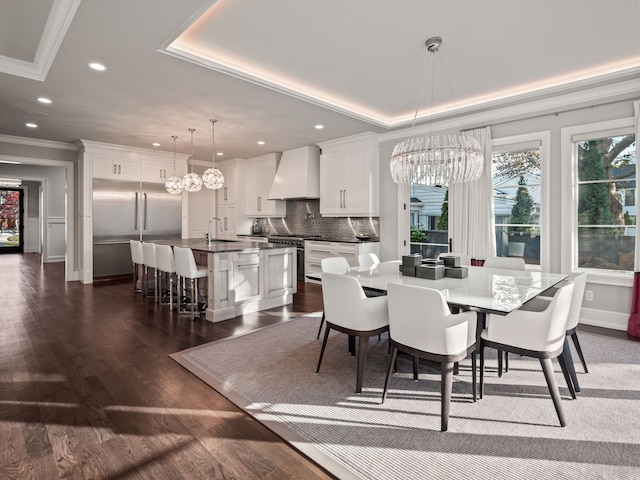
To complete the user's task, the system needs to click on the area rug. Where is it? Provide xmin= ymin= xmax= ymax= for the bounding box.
xmin=171 ymin=314 xmax=640 ymax=480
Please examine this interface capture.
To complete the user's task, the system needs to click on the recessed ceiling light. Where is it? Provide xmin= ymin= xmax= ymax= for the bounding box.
xmin=216 ymin=152 xmax=223 ymax=156
xmin=37 ymin=97 xmax=52 ymax=104
xmin=89 ymin=62 xmax=106 ymax=71
xmin=315 ymin=124 xmax=324 ymax=130
xmin=152 ymin=142 xmax=161 ymax=147
xmin=257 ymin=140 xmax=265 ymax=145
xmin=25 ymin=122 xmax=38 ymax=128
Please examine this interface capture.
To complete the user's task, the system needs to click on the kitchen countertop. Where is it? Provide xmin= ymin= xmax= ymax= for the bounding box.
xmin=157 ymin=238 xmax=294 ymax=253
xmin=236 ymin=234 xmax=379 ymax=244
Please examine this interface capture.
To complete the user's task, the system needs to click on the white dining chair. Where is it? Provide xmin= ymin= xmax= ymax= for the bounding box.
xmin=358 ymin=253 xmax=380 ymax=269
xmin=129 ymin=240 xmax=144 ymax=293
xmin=155 ymin=244 xmax=178 ymax=311
xmin=480 ymin=282 xmax=576 ymax=427
xmin=141 ymin=242 xmax=158 ymax=302
xmin=383 ymin=283 xmax=477 ymax=432
xmin=316 ymin=256 xmax=351 ymax=339
xmin=316 ymin=272 xmax=389 ymax=393
xmin=174 ymin=246 xmax=208 ymax=319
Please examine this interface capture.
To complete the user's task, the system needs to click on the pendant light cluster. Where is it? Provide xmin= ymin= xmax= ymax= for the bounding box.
xmin=164 ymin=118 xmax=225 ymax=194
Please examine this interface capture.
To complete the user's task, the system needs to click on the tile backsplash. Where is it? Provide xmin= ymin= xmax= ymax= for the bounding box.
xmin=253 ymin=199 xmax=379 ymax=239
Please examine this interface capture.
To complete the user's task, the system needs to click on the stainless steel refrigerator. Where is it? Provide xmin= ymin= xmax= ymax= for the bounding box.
xmin=92 ymin=179 xmax=182 ymax=278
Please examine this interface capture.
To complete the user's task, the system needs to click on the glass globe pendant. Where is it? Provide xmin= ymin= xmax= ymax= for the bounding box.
xmin=183 ymin=128 xmax=202 ymax=192
xmin=203 ymin=118 xmax=225 ymax=190
xmin=165 ymin=135 xmax=183 ymax=195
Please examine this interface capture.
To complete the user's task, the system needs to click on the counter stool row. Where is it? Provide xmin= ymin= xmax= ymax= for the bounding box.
xmin=129 ymin=240 xmax=207 ymax=319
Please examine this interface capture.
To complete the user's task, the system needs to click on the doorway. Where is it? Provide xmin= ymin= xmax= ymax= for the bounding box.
xmin=0 ymin=188 xmax=24 ymax=253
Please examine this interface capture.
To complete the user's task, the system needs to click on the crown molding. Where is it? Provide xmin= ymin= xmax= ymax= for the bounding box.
xmin=0 ymin=0 xmax=81 ymax=81
xmin=0 ymin=134 xmax=77 ymax=151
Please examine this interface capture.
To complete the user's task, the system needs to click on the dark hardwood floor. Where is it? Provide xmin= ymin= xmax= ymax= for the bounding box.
xmin=0 ymin=253 xmax=331 ymax=480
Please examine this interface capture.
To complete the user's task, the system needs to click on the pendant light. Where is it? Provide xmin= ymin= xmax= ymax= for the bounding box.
xmin=389 ymin=37 xmax=484 ymax=186
xmin=165 ymin=135 xmax=183 ymax=195
xmin=202 ymin=118 xmax=225 ymax=189
xmin=183 ymin=127 xmax=203 ymax=192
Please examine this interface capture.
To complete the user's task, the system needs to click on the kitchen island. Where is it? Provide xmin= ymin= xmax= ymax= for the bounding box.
xmin=161 ymin=239 xmax=297 ymax=323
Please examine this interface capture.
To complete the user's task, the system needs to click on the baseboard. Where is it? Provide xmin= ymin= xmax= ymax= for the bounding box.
xmin=579 ymin=307 xmax=629 ymax=331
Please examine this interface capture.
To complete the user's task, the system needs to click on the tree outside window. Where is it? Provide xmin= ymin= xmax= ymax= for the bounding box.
xmin=577 ymin=134 xmax=636 ymax=270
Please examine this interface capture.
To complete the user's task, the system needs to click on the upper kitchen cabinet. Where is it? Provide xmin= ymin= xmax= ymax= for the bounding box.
xmin=79 ymin=140 xmax=189 ymax=184
xmin=245 ymin=153 xmax=286 ymax=218
xmin=141 ymin=159 xmax=187 ymax=183
xmin=318 ymin=132 xmax=380 ymax=217
xmin=91 ymin=152 xmax=139 ymax=181
xmin=216 ymin=160 xmax=238 ymax=206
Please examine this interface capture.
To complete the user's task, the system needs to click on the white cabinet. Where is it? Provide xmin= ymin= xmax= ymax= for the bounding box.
xmin=264 ymin=248 xmax=297 ymax=296
xmin=216 ymin=163 xmax=237 ymax=206
xmin=304 ymin=240 xmax=380 ymax=280
xmin=245 ymin=153 xmax=286 ymax=218
xmin=141 ymin=160 xmax=187 ymax=183
xmin=232 ymin=250 xmax=262 ymax=303
xmin=92 ymin=153 xmax=139 ymax=181
xmin=217 ymin=205 xmax=236 ymax=240
xmin=319 ymin=132 xmax=379 ymax=217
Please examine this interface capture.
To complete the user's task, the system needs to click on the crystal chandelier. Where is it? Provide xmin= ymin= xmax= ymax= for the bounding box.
xmin=165 ymin=135 xmax=184 ymax=195
xmin=183 ymin=128 xmax=203 ymax=192
xmin=202 ymin=118 xmax=224 ymax=189
xmin=389 ymin=37 xmax=483 ymax=186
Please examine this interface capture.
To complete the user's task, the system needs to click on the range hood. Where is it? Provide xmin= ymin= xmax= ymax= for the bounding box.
xmin=268 ymin=145 xmax=321 ymax=200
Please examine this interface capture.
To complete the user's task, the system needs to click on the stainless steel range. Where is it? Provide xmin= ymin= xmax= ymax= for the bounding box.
xmin=268 ymin=235 xmax=323 ymax=281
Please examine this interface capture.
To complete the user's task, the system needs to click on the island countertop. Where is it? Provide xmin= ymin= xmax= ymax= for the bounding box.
xmin=156 ymin=238 xmax=291 ymax=253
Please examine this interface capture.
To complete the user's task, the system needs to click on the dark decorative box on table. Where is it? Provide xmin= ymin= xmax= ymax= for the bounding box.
xmin=416 ymin=264 xmax=445 ymax=280
xmin=422 ymin=258 xmax=444 ymax=266
xmin=445 ymin=266 xmax=469 ymax=278
xmin=401 ymin=254 xmax=422 ymax=276
xmin=440 ymin=255 xmax=461 ymax=267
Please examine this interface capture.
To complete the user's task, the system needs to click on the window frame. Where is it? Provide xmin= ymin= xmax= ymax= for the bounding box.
xmin=492 ymin=131 xmax=550 ymax=272
xmin=561 ymin=117 xmax=636 ymax=286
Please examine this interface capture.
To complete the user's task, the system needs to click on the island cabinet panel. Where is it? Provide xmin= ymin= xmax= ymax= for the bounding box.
xmin=231 ymin=251 xmax=262 ymax=303
xmin=264 ymin=248 xmax=296 ymax=297
xmin=205 ymin=246 xmax=297 ymax=323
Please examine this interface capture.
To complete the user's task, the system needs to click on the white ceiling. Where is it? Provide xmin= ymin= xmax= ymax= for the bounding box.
xmin=0 ymin=0 xmax=639 ymax=161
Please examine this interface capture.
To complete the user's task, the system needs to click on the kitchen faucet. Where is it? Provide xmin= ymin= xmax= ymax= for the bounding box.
xmin=206 ymin=217 xmax=223 ymax=244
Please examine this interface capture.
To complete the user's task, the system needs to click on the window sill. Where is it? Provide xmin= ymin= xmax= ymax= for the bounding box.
xmin=582 ymin=269 xmax=634 ymax=288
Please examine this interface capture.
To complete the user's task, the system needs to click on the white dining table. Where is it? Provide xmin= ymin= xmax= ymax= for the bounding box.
xmin=308 ymin=261 xmax=567 ymax=315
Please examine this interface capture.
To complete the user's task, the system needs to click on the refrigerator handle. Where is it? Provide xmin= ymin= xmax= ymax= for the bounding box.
xmin=134 ymin=192 xmax=139 ymax=230
xmin=143 ymin=193 xmax=148 ymax=230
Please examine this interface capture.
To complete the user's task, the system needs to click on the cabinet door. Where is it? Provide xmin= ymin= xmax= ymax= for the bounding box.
xmin=342 ymin=151 xmax=370 ymax=216
xmin=333 ymin=242 xmax=358 ymax=266
xmin=141 ymin=160 xmax=170 ymax=183
xmin=319 ymin=153 xmax=345 ymax=215
xmin=245 ymin=157 xmax=285 ymax=217
xmin=264 ymin=248 xmax=296 ymax=297
xmin=216 ymin=164 xmax=236 ymax=206
xmin=92 ymin=154 xmax=139 ymax=181
xmin=232 ymin=251 xmax=262 ymax=303
xmin=218 ymin=205 xmax=236 ymax=239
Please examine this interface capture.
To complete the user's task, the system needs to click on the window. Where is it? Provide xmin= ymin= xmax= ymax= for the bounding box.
xmin=576 ymin=132 xmax=636 ymax=271
xmin=409 ymin=184 xmax=449 ymax=258
xmin=492 ymin=144 xmax=542 ymax=265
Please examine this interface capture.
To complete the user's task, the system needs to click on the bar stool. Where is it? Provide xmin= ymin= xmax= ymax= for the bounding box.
xmin=141 ymin=242 xmax=158 ymax=302
xmin=155 ymin=244 xmax=178 ymax=311
xmin=129 ymin=240 xmax=144 ymax=293
xmin=174 ymin=246 xmax=208 ymax=319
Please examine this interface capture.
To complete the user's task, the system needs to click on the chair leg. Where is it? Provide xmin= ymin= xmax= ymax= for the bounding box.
xmin=562 ymin=337 xmax=580 ymax=393
xmin=504 ymin=352 xmax=509 ymax=373
xmin=570 ymin=332 xmax=589 ymax=373
xmin=471 ymin=351 xmax=477 ymax=402
xmin=440 ymin=361 xmax=454 ymax=432
xmin=355 ymin=335 xmax=370 ymax=393
xmin=479 ymin=344 xmax=485 ymax=399
xmin=316 ymin=326 xmax=331 ymax=374
xmin=316 ymin=312 xmax=325 ymax=339
xmin=412 ymin=356 xmax=419 ymax=380
xmin=497 ymin=349 xmax=503 ymax=377
xmin=381 ymin=347 xmax=398 ymax=403
xmin=557 ymin=349 xmax=577 ymax=399
xmin=539 ymin=357 xmax=567 ymax=427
